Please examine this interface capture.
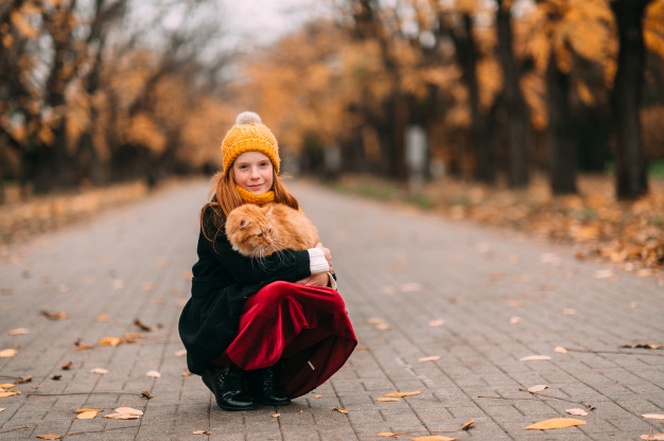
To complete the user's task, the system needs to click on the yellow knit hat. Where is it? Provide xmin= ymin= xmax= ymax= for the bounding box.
xmin=220 ymin=111 xmax=280 ymax=174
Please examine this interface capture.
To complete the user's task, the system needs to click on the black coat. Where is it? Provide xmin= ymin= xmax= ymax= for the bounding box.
xmin=178 ymin=210 xmax=311 ymax=375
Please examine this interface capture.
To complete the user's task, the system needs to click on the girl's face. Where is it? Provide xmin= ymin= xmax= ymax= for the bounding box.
xmin=233 ymin=151 xmax=274 ymax=194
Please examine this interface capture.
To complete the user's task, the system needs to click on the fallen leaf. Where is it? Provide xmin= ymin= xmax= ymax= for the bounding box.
xmin=461 ymin=419 xmax=475 ymax=430
xmin=8 ymin=328 xmax=29 ymax=336
xmin=314 ymin=394 xmax=322 ymax=399
xmin=641 ymin=435 xmax=664 ymax=441
xmin=74 ymin=344 xmax=92 ymax=351
xmin=103 ymin=413 xmax=140 ymax=420
xmin=561 ymin=308 xmax=576 ymax=315
xmin=0 ymin=384 xmax=15 ymax=389
xmin=141 ymin=390 xmax=155 ymax=399
xmin=134 ymin=318 xmax=155 ymax=332
xmin=510 ymin=316 xmax=522 ymax=324
xmin=90 ymin=368 xmax=109 ymax=375
xmin=519 ymin=355 xmax=551 ymax=361
xmin=271 ymin=413 xmax=280 ymax=418
xmin=146 ymin=370 xmax=161 ymax=378
xmin=193 ymin=430 xmax=212 ymax=435
xmin=333 ymin=406 xmax=349 ymax=414
xmin=0 ymin=407 xmax=5 ymax=412
xmin=554 ymin=346 xmax=568 ymax=354
xmin=174 ymin=349 xmax=187 ymax=357
xmin=507 ymin=300 xmax=524 ymax=307
xmin=419 ymin=356 xmax=441 ymax=362
xmin=566 ymin=408 xmax=589 ymax=416
xmin=16 ymin=375 xmax=31 ymax=384
xmin=377 ymin=433 xmax=398 ymax=438
xmin=41 ymin=310 xmax=68 ymax=320
xmin=411 ymin=436 xmax=457 ymax=441
xmin=620 ymin=343 xmax=663 ymax=350
xmin=98 ymin=336 xmax=122 ymax=347
xmin=36 ymin=434 xmax=61 ymax=440
xmin=51 ymin=375 xmax=62 ymax=381
xmin=61 ymin=361 xmax=73 ymax=370
xmin=182 ymin=370 xmax=191 ymax=377
xmin=376 ymin=397 xmax=401 ymax=402
xmin=527 ymin=384 xmax=549 ymax=393
xmin=525 ymin=418 xmax=586 ymax=430
xmin=0 ymin=391 xmax=20 ymax=398
xmin=0 ymin=349 xmax=17 ymax=358
xmin=428 ymin=319 xmax=445 ymax=327
xmin=384 ymin=391 xmax=421 ymax=398
xmin=76 ymin=411 xmax=100 ymax=420
xmin=643 ymin=414 xmax=664 ymax=420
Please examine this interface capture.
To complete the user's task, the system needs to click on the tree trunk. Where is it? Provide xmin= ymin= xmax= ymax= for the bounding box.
xmin=496 ymin=0 xmax=529 ymax=188
xmin=546 ymin=48 xmax=577 ymax=195
xmin=452 ymin=13 xmax=496 ymax=184
xmin=609 ymin=0 xmax=650 ymax=200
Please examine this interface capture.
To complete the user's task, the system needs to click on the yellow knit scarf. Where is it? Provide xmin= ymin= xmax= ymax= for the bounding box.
xmin=236 ymin=185 xmax=275 ymax=205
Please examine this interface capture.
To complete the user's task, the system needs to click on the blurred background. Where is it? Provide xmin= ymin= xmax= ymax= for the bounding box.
xmin=1 ymin=0 xmax=663 ymax=198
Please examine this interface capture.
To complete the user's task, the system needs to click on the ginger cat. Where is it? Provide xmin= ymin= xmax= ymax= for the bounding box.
xmin=225 ymin=203 xmax=320 ymax=258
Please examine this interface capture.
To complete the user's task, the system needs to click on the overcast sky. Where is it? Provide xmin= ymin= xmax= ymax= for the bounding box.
xmin=222 ymin=0 xmax=330 ymax=46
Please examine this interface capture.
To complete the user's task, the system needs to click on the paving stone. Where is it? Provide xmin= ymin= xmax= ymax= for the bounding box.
xmin=1 ymin=179 xmax=663 ymax=440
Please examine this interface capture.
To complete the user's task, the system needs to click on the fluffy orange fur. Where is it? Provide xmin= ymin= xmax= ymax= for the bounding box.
xmin=225 ymin=203 xmax=320 ymax=258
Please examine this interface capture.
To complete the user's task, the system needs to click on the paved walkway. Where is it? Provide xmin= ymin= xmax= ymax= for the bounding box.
xmin=0 ymin=178 xmax=663 ymax=441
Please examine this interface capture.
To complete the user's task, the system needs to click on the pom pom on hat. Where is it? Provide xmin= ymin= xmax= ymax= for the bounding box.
xmin=220 ymin=111 xmax=280 ymax=174
xmin=235 ymin=111 xmax=262 ymax=125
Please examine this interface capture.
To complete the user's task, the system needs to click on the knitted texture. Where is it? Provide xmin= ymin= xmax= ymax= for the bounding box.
xmin=236 ymin=185 xmax=275 ymax=205
xmin=221 ymin=112 xmax=280 ymax=174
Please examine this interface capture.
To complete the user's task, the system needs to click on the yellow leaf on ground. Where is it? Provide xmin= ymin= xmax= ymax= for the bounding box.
xmin=554 ymin=346 xmax=568 ymax=354
xmin=8 ymin=328 xmax=29 ymax=336
xmin=566 ymin=408 xmax=589 ymax=416
xmin=641 ymin=435 xmax=664 ymax=441
xmin=418 ymin=356 xmax=441 ymax=362
xmin=428 ymin=319 xmax=445 ymax=327
xmin=90 ymin=368 xmax=109 ymax=375
xmin=103 ymin=413 xmax=140 ymax=420
xmin=461 ymin=419 xmax=475 ymax=430
xmin=0 ymin=384 xmax=15 ymax=389
xmin=525 ymin=418 xmax=586 ymax=430
xmin=519 ymin=355 xmax=551 ymax=361
xmin=376 ymin=397 xmax=401 ymax=402
xmin=75 ymin=408 xmax=103 ymax=413
xmin=527 ymin=384 xmax=549 ymax=393
xmin=36 ymin=435 xmax=61 ymax=440
xmin=384 ymin=391 xmax=421 ymax=398
xmin=193 ymin=430 xmax=212 ymax=435
xmin=98 ymin=337 xmax=121 ymax=347
xmin=643 ymin=414 xmax=664 ymax=420
xmin=333 ymin=406 xmax=349 ymax=414
xmin=146 ymin=370 xmax=161 ymax=378
xmin=0 ymin=349 xmax=17 ymax=358
xmin=377 ymin=433 xmax=398 ymax=438
xmin=76 ymin=411 xmax=99 ymax=419
xmin=0 ymin=391 xmax=20 ymax=398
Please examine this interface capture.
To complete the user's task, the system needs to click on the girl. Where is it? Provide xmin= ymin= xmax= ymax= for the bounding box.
xmin=178 ymin=112 xmax=357 ymax=411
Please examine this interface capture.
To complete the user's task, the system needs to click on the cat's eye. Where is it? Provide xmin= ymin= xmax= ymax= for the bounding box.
xmin=256 ymin=233 xmax=263 ymax=238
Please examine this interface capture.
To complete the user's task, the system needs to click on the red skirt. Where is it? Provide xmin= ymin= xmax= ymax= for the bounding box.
xmin=220 ymin=281 xmax=357 ymax=398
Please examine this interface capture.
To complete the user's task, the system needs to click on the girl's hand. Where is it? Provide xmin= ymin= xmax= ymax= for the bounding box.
xmin=296 ymin=273 xmax=330 ymax=287
xmin=315 ymin=242 xmax=333 ymax=269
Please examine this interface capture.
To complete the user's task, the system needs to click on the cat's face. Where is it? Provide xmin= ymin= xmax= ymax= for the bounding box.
xmin=226 ymin=205 xmax=277 ymax=257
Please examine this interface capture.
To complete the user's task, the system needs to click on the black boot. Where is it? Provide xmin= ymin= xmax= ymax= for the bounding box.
xmin=202 ymin=365 xmax=256 ymax=411
xmin=256 ymin=366 xmax=291 ymax=406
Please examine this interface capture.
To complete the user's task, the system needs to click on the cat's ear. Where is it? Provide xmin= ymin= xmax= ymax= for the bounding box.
xmin=240 ymin=218 xmax=251 ymax=229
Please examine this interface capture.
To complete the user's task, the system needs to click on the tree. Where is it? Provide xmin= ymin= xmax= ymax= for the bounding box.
xmin=495 ymin=0 xmax=530 ymax=188
xmin=609 ymin=0 xmax=653 ymax=200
